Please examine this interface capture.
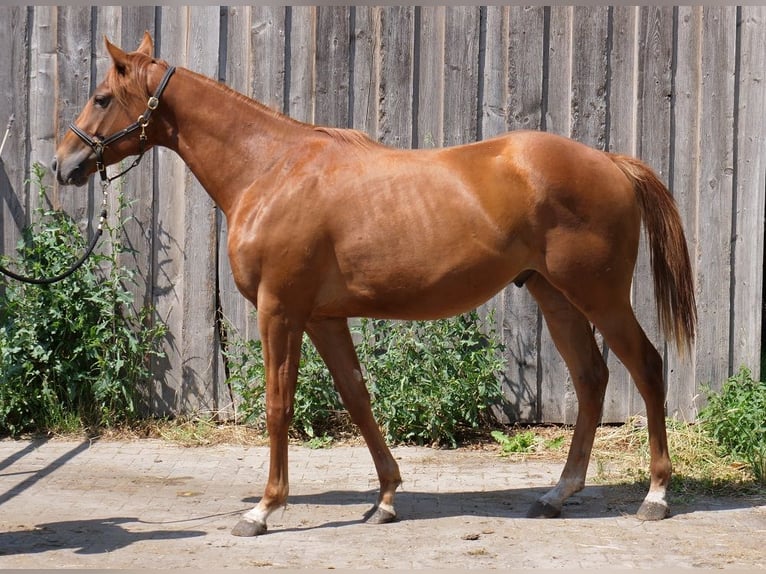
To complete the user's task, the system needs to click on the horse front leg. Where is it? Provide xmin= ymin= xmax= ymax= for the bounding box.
xmin=306 ymin=318 xmax=402 ymax=523
xmin=232 ymin=307 xmax=304 ymax=537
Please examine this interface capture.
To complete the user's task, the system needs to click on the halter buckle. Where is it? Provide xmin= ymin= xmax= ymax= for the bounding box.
xmin=147 ymin=96 xmax=159 ymax=110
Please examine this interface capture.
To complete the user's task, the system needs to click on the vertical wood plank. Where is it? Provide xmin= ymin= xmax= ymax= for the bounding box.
xmin=442 ymin=6 xmax=480 ymax=147
xmin=184 ymin=5 xmax=224 ymax=416
xmin=54 ymin=6 xmax=93 ymax=223
xmin=569 ymin=6 xmax=609 ymax=148
xmin=485 ymin=5 xmax=546 ymax=423
xmin=732 ymin=6 xmax=766 ymax=380
xmin=287 ymin=6 xmax=316 ymax=124
xmin=350 ymin=6 xmax=377 ymax=137
xmin=28 ymin=6 xmax=58 ymax=208
xmin=417 ymin=6 xmax=445 ymax=148
xmin=0 ymin=6 xmax=30 ymax=259
xmin=377 ymin=6 xmax=414 ymax=148
xmin=250 ymin=6 xmax=286 ymax=112
xmin=669 ymin=6 xmax=701 ymax=416
xmin=315 ymin=6 xmax=350 ymax=128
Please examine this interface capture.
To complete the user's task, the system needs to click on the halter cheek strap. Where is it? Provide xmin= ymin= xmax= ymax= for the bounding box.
xmin=69 ymin=65 xmax=176 ymax=183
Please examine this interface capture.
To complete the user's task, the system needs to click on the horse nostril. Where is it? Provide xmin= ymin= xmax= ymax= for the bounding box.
xmin=51 ymin=156 xmax=58 ymax=173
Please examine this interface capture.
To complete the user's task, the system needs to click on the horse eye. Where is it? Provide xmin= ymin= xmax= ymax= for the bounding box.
xmin=94 ymin=94 xmax=111 ymax=109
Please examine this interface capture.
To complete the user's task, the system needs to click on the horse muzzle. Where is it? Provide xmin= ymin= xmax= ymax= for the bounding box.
xmin=52 ymin=148 xmax=93 ymax=187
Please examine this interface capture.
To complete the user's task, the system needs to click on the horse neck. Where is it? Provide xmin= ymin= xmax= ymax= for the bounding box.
xmin=154 ymin=66 xmax=310 ymax=215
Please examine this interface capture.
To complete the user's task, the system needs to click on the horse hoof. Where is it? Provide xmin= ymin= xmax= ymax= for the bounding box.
xmin=363 ymin=505 xmax=397 ymax=524
xmin=231 ymin=519 xmax=267 ymax=537
xmin=527 ymin=499 xmax=561 ymax=519
xmin=636 ymin=500 xmax=669 ymax=521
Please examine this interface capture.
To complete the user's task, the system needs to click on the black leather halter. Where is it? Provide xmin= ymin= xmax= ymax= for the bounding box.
xmin=69 ymin=65 xmax=176 ymax=183
xmin=0 ymin=66 xmax=176 ymax=285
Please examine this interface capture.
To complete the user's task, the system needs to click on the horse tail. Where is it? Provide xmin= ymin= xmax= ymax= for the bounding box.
xmin=608 ymin=153 xmax=697 ymax=354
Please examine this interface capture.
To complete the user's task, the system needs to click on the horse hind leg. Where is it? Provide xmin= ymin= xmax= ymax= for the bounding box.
xmin=525 ymin=274 xmax=609 ymax=518
xmin=306 ymin=318 xmax=402 ymax=524
xmin=587 ymin=304 xmax=671 ymax=520
xmin=544 ymin=272 xmax=672 ymax=521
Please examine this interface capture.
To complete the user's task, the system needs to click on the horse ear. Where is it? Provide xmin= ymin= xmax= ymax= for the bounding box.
xmin=136 ymin=31 xmax=154 ymax=57
xmin=105 ymin=36 xmax=128 ymax=75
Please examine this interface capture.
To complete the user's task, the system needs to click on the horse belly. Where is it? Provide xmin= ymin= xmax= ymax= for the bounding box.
xmin=318 ymin=230 xmax=530 ymax=321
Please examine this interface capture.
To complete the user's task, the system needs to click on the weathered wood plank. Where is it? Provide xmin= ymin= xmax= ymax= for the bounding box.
xmin=442 ymin=6 xmax=480 ymax=147
xmin=184 ymin=6 xmax=225 ymax=416
xmin=250 ymin=6 xmax=287 ymax=112
xmin=569 ymin=6 xmax=609 ymax=148
xmin=731 ymin=6 xmax=766 ymax=380
xmin=8 ymin=5 xmax=765 ymax=424
xmin=287 ymin=6 xmax=316 ymax=124
xmin=350 ymin=6 xmax=377 ymax=137
xmin=0 ymin=6 xmax=30 ymax=259
xmin=28 ymin=7 xmax=58 ymax=218
xmin=416 ymin=6 xmax=445 ymax=148
xmin=669 ymin=6 xmax=702 ymax=416
xmin=54 ymin=6 xmax=92 ymax=224
xmin=377 ymin=6 xmax=414 ymax=148
xmin=315 ymin=6 xmax=350 ymax=128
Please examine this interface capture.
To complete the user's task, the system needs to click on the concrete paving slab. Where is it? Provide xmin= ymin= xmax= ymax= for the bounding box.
xmin=0 ymin=438 xmax=763 ymax=569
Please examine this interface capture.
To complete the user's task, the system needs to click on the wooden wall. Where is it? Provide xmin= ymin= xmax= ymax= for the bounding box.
xmin=1 ymin=6 xmax=765 ymax=423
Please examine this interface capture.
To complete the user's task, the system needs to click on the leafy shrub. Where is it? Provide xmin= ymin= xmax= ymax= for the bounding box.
xmin=226 ymin=311 xmax=505 ymax=446
xmin=0 ymin=164 xmax=167 ymax=435
xmin=699 ymin=366 xmax=766 ymax=484
xmin=357 ymin=313 xmax=505 ymax=446
xmin=225 ymin=332 xmax=345 ymax=439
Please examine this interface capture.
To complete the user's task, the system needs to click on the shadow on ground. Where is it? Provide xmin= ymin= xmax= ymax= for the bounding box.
xmin=0 ymin=517 xmax=204 ymax=556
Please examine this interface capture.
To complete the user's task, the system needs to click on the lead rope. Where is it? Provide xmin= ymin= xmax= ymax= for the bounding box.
xmin=0 ymin=115 xmax=109 ymax=285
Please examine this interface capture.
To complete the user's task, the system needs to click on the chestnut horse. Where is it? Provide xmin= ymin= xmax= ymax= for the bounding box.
xmin=53 ymin=33 xmax=696 ymax=536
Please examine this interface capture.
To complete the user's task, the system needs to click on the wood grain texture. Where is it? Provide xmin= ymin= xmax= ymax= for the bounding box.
xmin=6 ymin=6 xmax=765 ymax=422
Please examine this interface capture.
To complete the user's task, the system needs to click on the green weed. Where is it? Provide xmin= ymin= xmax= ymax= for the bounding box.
xmin=699 ymin=366 xmax=766 ymax=485
xmin=224 ymin=311 xmax=506 ymax=446
xmin=0 ymin=164 xmax=167 ymax=435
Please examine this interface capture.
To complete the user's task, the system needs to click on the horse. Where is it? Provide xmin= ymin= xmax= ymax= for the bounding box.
xmin=52 ymin=32 xmax=696 ymax=537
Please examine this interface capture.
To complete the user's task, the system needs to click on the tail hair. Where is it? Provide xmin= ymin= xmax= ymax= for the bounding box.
xmin=609 ymin=154 xmax=697 ymax=354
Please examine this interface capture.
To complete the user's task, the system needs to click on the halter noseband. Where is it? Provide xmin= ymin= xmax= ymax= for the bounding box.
xmin=69 ymin=65 xmax=176 ymax=184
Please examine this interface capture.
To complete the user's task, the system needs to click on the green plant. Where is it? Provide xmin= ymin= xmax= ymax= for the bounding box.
xmin=0 ymin=163 xmax=167 ymax=435
xmin=357 ymin=312 xmax=505 ymax=446
xmin=225 ymin=311 xmax=506 ymax=446
xmin=491 ymin=429 xmax=566 ymax=455
xmin=225 ymin=332 xmax=345 ymax=439
xmin=698 ymin=366 xmax=766 ymax=484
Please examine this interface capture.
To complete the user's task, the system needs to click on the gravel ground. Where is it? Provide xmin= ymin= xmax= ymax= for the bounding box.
xmin=0 ymin=438 xmax=764 ymax=569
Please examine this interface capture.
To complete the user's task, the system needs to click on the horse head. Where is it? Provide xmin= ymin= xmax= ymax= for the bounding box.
xmin=53 ymin=32 xmax=168 ymax=186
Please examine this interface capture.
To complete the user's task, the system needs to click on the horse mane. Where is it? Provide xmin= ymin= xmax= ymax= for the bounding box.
xmin=112 ymin=52 xmax=379 ymax=151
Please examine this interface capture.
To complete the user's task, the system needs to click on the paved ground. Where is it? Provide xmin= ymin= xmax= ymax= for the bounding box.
xmin=0 ymin=437 xmax=764 ymax=569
